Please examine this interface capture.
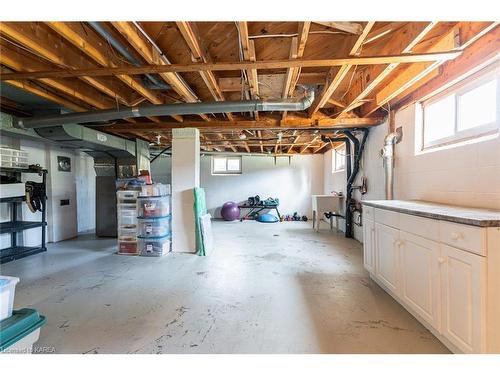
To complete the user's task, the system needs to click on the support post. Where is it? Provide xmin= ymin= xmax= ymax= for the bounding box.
xmin=171 ymin=128 xmax=200 ymax=253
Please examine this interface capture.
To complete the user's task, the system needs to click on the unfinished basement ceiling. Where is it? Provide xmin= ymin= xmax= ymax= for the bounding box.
xmin=0 ymin=21 xmax=498 ymax=153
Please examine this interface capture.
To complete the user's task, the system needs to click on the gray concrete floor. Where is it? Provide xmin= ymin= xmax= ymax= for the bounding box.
xmin=2 ymin=221 xmax=449 ymax=354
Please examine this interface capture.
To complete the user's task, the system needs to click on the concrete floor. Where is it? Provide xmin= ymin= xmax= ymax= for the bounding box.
xmin=2 ymin=221 xmax=449 ymax=354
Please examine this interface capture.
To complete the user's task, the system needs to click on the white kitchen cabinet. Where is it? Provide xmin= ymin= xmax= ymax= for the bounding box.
xmin=399 ymin=231 xmax=441 ymax=331
xmin=362 ymin=218 xmax=375 ymax=273
xmin=375 ymin=222 xmax=400 ymax=296
xmin=440 ymin=244 xmax=486 ymax=353
xmin=361 ymin=201 xmax=499 ymax=353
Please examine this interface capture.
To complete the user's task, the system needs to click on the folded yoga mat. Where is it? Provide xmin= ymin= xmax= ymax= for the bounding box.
xmin=193 ymin=187 xmax=208 ymax=256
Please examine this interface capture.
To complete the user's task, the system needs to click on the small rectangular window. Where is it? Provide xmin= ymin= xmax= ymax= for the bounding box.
xmin=211 ymin=156 xmax=242 ymax=175
xmin=332 ymin=144 xmax=346 ymax=172
xmin=422 ymin=64 xmax=499 ymax=150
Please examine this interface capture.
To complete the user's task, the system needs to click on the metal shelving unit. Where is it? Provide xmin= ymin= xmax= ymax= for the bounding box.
xmin=0 ymin=167 xmax=47 ymax=264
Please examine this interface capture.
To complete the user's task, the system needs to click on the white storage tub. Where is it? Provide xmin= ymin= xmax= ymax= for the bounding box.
xmin=137 ymin=196 xmax=170 ymax=218
xmin=137 ymin=216 xmax=171 ymax=237
xmin=0 ymin=276 xmax=20 ymax=321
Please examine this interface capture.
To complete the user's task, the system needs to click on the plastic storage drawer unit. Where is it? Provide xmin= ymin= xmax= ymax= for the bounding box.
xmin=137 ymin=216 xmax=171 ymax=237
xmin=118 ymin=241 xmax=138 ymax=255
xmin=0 ymin=276 xmax=20 ymax=321
xmin=0 ymin=308 xmax=46 ymax=354
xmin=137 ymin=196 xmax=170 ymax=218
xmin=138 ymin=235 xmax=171 ymax=256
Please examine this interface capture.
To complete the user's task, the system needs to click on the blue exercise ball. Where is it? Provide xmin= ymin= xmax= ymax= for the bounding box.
xmin=221 ymin=201 xmax=240 ymax=221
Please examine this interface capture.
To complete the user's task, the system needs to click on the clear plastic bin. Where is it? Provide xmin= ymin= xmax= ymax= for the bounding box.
xmin=118 ymin=209 xmax=137 ymax=226
xmin=140 ymin=183 xmax=171 ymax=197
xmin=137 ymin=196 xmax=170 ymax=218
xmin=118 ymin=226 xmax=137 ymax=240
xmin=118 ymin=241 xmax=138 ymax=255
xmin=138 ymin=235 xmax=171 ymax=256
xmin=117 ymin=190 xmax=139 ymax=204
xmin=0 ymin=276 xmax=20 ymax=321
xmin=137 ymin=216 xmax=171 ymax=237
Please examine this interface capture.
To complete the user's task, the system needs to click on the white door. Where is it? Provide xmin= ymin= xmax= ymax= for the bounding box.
xmin=375 ymin=223 xmax=400 ymax=296
xmin=363 ymin=219 xmax=375 ymax=273
xmin=399 ymin=231 xmax=441 ymax=331
xmin=441 ymin=244 xmax=486 ymax=353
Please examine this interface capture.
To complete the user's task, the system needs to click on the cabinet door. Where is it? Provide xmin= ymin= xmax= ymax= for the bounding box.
xmin=399 ymin=231 xmax=441 ymax=331
xmin=441 ymin=244 xmax=486 ymax=353
xmin=363 ymin=219 xmax=375 ymax=273
xmin=375 ymin=223 xmax=400 ymax=295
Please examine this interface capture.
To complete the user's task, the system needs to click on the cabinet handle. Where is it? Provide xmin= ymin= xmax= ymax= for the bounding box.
xmin=438 ymin=256 xmax=447 ymax=264
xmin=451 ymin=232 xmax=463 ymax=240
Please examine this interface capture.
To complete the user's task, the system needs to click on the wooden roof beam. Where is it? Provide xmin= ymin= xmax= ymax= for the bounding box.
xmin=237 ymin=22 xmax=260 ymax=120
xmin=364 ymin=22 xmax=499 ymax=116
xmin=313 ymin=22 xmax=363 ymax=35
xmin=0 ymin=42 xmax=116 ymax=110
xmin=0 ymin=51 xmax=463 ymax=81
xmin=283 ymin=22 xmax=311 ymax=99
xmin=111 ymin=21 xmax=209 ymax=121
xmin=176 ymin=21 xmax=234 ymax=121
xmin=339 ymin=22 xmax=438 ymax=117
xmin=363 ymin=23 xmax=403 ymax=46
xmin=106 ymin=116 xmax=385 ymax=132
xmin=0 ymin=22 xmax=136 ymax=107
xmin=308 ymin=21 xmax=375 ymax=116
xmin=3 ymin=80 xmax=87 ymax=112
xmin=44 ymin=22 xmax=182 ymax=123
xmin=392 ymin=25 xmax=500 ymax=112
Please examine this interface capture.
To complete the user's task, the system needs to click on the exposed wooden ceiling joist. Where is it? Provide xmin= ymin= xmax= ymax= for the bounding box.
xmin=313 ymin=22 xmax=363 ymax=35
xmin=308 ymin=21 xmax=375 ymax=116
xmin=111 ymin=21 xmax=209 ymax=121
xmin=0 ymin=51 xmax=463 ymax=81
xmin=0 ymin=22 xmax=134 ymax=106
xmin=367 ymin=22 xmax=499 ymax=116
xmin=175 ymin=21 xmax=234 ymax=121
xmin=105 ymin=116 xmax=385 ymax=132
xmin=338 ymin=22 xmax=439 ymax=116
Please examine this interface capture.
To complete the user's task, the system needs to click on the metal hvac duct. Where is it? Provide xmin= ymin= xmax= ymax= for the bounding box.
xmin=87 ymin=22 xmax=168 ymax=90
xmin=15 ymin=91 xmax=315 ymax=129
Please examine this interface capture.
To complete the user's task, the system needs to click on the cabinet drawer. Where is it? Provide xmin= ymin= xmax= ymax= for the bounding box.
xmin=375 ymin=208 xmax=399 ymax=229
xmin=363 ymin=205 xmax=374 ymax=221
xmin=399 ymin=213 xmax=439 ymax=242
xmin=439 ymin=221 xmax=486 ymax=256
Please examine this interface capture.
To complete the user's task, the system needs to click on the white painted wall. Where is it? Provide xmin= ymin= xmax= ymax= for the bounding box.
xmin=324 ymin=103 xmax=500 ymax=243
xmin=1 ymin=135 xmax=96 ymax=251
xmin=393 ymin=104 xmax=500 ymax=209
xmin=151 ymin=153 xmax=324 ymax=219
xmin=201 ymin=154 xmax=324 ymax=219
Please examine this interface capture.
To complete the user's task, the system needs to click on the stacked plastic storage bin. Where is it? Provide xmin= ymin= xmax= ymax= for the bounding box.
xmin=117 ymin=190 xmax=139 ymax=255
xmin=0 ymin=147 xmax=29 ymax=168
xmin=137 ymin=184 xmax=171 ymax=256
xmin=0 ymin=276 xmax=46 ymax=353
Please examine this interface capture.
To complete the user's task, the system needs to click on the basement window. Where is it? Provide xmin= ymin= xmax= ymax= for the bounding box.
xmin=333 ymin=144 xmax=346 ymax=172
xmin=422 ymin=64 xmax=499 ymax=150
xmin=211 ymin=155 xmax=242 ymax=175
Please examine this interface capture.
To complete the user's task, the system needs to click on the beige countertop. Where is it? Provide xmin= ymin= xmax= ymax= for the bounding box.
xmin=362 ymin=200 xmax=500 ymax=227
